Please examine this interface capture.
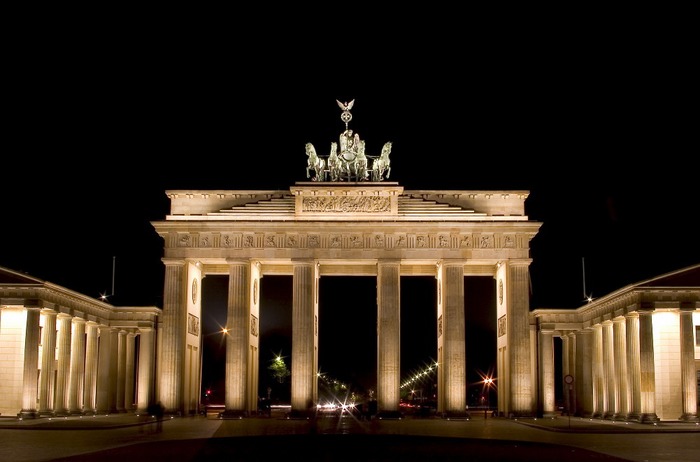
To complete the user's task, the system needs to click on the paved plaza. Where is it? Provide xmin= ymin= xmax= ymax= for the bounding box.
xmin=1 ymin=411 xmax=699 ymax=462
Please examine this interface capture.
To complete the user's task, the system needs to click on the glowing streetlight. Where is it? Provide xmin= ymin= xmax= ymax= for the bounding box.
xmin=483 ymin=377 xmax=494 ymax=418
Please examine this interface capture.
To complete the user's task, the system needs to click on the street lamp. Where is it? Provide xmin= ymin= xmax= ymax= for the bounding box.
xmin=483 ymin=377 xmax=494 ymax=418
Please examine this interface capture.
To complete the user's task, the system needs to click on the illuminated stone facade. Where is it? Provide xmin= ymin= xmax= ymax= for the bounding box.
xmin=531 ymin=264 xmax=700 ymax=422
xmin=151 ymin=182 xmax=540 ymax=418
xmin=0 ymin=268 xmax=159 ymax=417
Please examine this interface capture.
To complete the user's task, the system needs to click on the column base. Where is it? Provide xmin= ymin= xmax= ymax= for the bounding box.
xmin=220 ymin=410 xmax=246 ymax=419
xmin=287 ymin=409 xmax=314 ymax=420
xmin=508 ymin=411 xmax=536 ymax=419
xmin=679 ymin=413 xmax=699 ymax=422
xmin=18 ymin=410 xmax=39 ymax=419
xmin=639 ymin=413 xmax=660 ymax=424
xmin=441 ymin=411 xmax=470 ymax=420
xmin=376 ymin=410 xmax=403 ymax=420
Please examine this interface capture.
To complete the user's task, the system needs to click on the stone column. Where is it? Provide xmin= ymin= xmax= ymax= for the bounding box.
xmin=224 ymin=260 xmax=250 ymax=417
xmin=592 ymin=324 xmax=604 ymax=418
xmin=377 ymin=260 xmax=401 ymax=417
xmin=159 ymin=259 xmax=186 ymax=415
xmin=561 ymin=334 xmax=572 ymax=414
xmin=20 ymin=308 xmax=41 ymax=418
xmin=638 ymin=309 xmax=659 ymax=423
xmin=96 ymin=325 xmax=114 ymax=414
xmin=612 ymin=317 xmax=628 ymax=419
xmin=68 ymin=317 xmax=86 ymax=414
xmin=440 ymin=261 xmax=466 ymax=418
xmin=125 ymin=332 xmax=137 ymax=411
xmin=83 ymin=321 xmax=99 ymax=414
xmin=567 ymin=332 xmax=577 ymax=415
xmin=679 ymin=307 xmax=699 ymax=421
xmin=625 ymin=312 xmax=642 ymax=421
xmin=575 ymin=328 xmax=594 ymax=417
xmin=38 ymin=309 xmax=57 ymax=416
xmin=507 ymin=260 xmax=534 ymax=417
xmin=538 ymin=325 xmax=556 ymax=417
xmin=602 ymin=320 xmax=616 ymax=419
xmin=137 ymin=328 xmax=155 ymax=413
xmin=290 ymin=260 xmax=316 ymax=417
xmin=116 ymin=330 xmax=127 ymax=412
xmin=53 ymin=313 xmax=72 ymax=416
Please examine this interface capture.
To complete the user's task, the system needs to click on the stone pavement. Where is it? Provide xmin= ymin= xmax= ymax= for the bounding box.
xmin=1 ymin=411 xmax=699 ymax=462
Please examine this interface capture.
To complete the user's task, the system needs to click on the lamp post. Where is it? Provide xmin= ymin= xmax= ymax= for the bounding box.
xmin=483 ymin=377 xmax=493 ymax=418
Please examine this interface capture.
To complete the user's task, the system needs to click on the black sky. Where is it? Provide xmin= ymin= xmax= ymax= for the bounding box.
xmin=3 ymin=28 xmax=698 ymax=401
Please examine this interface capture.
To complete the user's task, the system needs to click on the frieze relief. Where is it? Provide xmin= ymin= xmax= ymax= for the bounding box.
xmin=172 ymin=232 xmax=522 ymax=250
xmin=301 ymin=196 xmax=391 ymax=213
xmin=308 ymin=235 xmax=320 ymax=248
xmin=479 ymin=235 xmax=493 ymax=248
xmin=265 ymin=234 xmax=278 ymax=247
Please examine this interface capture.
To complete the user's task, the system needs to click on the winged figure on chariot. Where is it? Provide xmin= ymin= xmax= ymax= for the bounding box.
xmin=304 ymin=99 xmax=392 ymax=182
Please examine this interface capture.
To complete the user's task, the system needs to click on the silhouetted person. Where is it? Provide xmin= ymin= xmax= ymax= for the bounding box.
xmin=147 ymin=401 xmax=165 ymax=433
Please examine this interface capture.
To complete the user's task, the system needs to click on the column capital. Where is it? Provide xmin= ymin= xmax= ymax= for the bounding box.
xmin=505 ymin=258 xmax=533 ymax=268
xmin=377 ymin=259 xmax=401 ymax=267
xmin=161 ymin=258 xmax=186 ymax=267
xmin=440 ymin=259 xmax=467 ymax=268
xmin=290 ymin=258 xmax=315 ymax=266
xmin=225 ymin=258 xmax=252 ymax=266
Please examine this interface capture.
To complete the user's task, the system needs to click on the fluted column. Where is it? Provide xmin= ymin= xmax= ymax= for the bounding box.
xmin=159 ymin=259 xmax=186 ymax=415
xmin=53 ymin=313 xmax=72 ymax=416
xmin=290 ymin=260 xmax=316 ymax=417
xmin=566 ymin=332 xmax=577 ymax=415
xmin=612 ymin=317 xmax=628 ymax=419
xmin=507 ymin=260 xmax=534 ymax=417
xmin=575 ymin=328 xmax=594 ymax=417
xmin=561 ymin=334 xmax=572 ymax=414
xmin=591 ymin=324 xmax=604 ymax=418
xmin=96 ymin=325 xmax=114 ymax=414
xmin=440 ymin=261 xmax=466 ymax=417
xmin=224 ymin=260 xmax=251 ymax=416
xmin=116 ymin=330 xmax=127 ymax=412
xmin=137 ymin=328 xmax=155 ymax=412
xmin=638 ymin=309 xmax=659 ymax=423
xmin=125 ymin=332 xmax=137 ymax=411
xmin=539 ymin=326 xmax=556 ymax=417
xmin=20 ymin=308 xmax=41 ymax=418
xmin=83 ymin=321 xmax=99 ymax=414
xmin=377 ymin=260 xmax=401 ymax=416
xmin=679 ymin=307 xmax=699 ymax=421
xmin=625 ymin=312 xmax=641 ymax=421
xmin=68 ymin=317 xmax=86 ymax=414
xmin=38 ymin=309 xmax=57 ymax=416
xmin=602 ymin=320 xmax=616 ymax=419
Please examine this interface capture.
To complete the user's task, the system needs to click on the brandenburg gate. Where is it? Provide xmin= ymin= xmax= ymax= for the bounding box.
xmin=151 ymin=101 xmax=542 ymax=418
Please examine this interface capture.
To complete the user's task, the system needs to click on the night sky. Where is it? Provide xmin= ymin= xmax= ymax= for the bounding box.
xmin=4 ymin=45 xmax=697 ymax=403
